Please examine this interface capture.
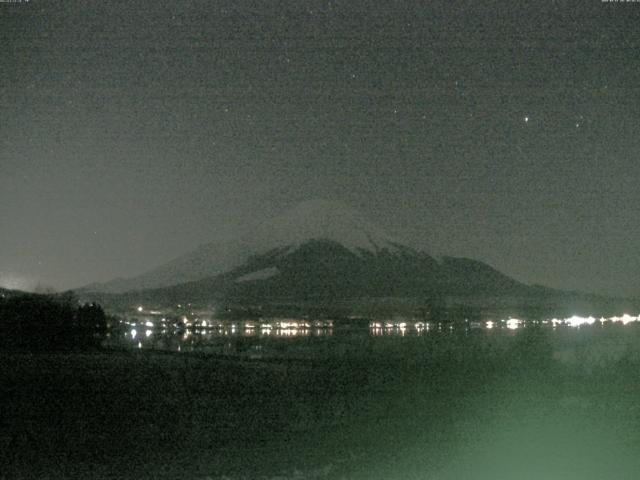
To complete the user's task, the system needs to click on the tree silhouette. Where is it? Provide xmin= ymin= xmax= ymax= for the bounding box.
xmin=0 ymin=293 xmax=107 ymax=352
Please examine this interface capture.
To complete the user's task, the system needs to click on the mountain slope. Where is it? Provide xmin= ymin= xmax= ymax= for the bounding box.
xmin=80 ymin=199 xmax=550 ymax=311
xmin=84 ymin=199 xmax=406 ymax=294
xmin=81 ymin=238 xmax=536 ymax=311
xmin=77 ymin=200 xmax=640 ymax=315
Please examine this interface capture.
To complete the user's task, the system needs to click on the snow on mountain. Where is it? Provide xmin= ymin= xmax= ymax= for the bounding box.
xmin=250 ymin=199 xmax=402 ymax=254
xmin=235 ymin=267 xmax=280 ymax=283
xmin=85 ymin=199 xmax=407 ymax=293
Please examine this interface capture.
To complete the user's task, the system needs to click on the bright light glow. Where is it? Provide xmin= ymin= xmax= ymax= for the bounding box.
xmin=145 ymin=329 xmax=152 ymax=337
xmin=131 ymin=329 xmax=137 ymax=339
xmin=565 ymin=315 xmax=596 ymax=327
xmin=145 ymin=321 xmax=154 ymax=327
xmin=485 ymin=321 xmax=494 ymax=329
xmin=506 ymin=318 xmax=521 ymax=330
xmin=618 ymin=314 xmax=637 ymax=325
xmin=137 ymin=306 xmax=143 ymax=312
xmin=276 ymin=320 xmax=311 ymax=329
xmin=278 ymin=328 xmax=297 ymax=337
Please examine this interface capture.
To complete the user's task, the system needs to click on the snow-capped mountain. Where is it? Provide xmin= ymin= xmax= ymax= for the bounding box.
xmin=84 ymin=199 xmax=407 ymax=294
xmin=251 ymin=199 xmax=403 ymax=254
xmin=78 ymin=200 xmax=623 ymax=313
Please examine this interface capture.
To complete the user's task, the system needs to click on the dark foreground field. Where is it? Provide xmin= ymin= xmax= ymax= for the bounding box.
xmin=2 ymin=326 xmax=640 ymax=479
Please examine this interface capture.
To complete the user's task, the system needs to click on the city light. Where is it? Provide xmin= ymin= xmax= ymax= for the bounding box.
xmin=120 ymin=310 xmax=640 ymax=348
xmin=564 ymin=315 xmax=596 ymax=328
xmin=506 ymin=318 xmax=521 ymax=330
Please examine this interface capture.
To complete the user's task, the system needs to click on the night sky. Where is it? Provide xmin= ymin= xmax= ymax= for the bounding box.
xmin=2 ymin=0 xmax=640 ymax=296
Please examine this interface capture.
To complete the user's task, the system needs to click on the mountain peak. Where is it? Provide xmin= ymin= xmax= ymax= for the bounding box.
xmin=251 ymin=199 xmax=400 ymax=254
xmin=84 ymin=199 xmax=404 ymax=293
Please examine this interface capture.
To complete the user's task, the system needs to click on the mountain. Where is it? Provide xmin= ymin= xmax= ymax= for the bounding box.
xmin=81 ymin=199 xmax=553 ymax=313
xmin=85 ymin=199 xmax=407 ymax=294
xmin=78 ymin=200 xmax=640 ymax=316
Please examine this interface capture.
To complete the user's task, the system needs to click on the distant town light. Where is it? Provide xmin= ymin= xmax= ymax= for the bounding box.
xmin=619 ymin=314 xmax=637 ymax=325
xmin=506 ymin=318 xmax=521 ymax=330
xmin=137 ymin=306 xmax=143 ymax=312
xmin=565 ymin=315 xmax=596 ymax=328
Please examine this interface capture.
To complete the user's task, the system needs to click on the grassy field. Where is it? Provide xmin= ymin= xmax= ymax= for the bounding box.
xmin=2 ymin=325 xmax=640 ymax=479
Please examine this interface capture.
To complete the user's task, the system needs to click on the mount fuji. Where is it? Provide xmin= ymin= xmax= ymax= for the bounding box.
xmin=82 ymin=199 xmax=537 ymax=307
xmin=85 ymin=200 xmax=410 ymax=294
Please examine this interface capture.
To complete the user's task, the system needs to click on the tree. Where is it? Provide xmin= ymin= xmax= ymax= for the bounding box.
xmin=0 ymin=293 xmax=107 ymax=352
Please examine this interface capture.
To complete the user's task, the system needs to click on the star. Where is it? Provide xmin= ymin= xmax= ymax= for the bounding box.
xmin=524 ymin=116 xmax=529 ymax=123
